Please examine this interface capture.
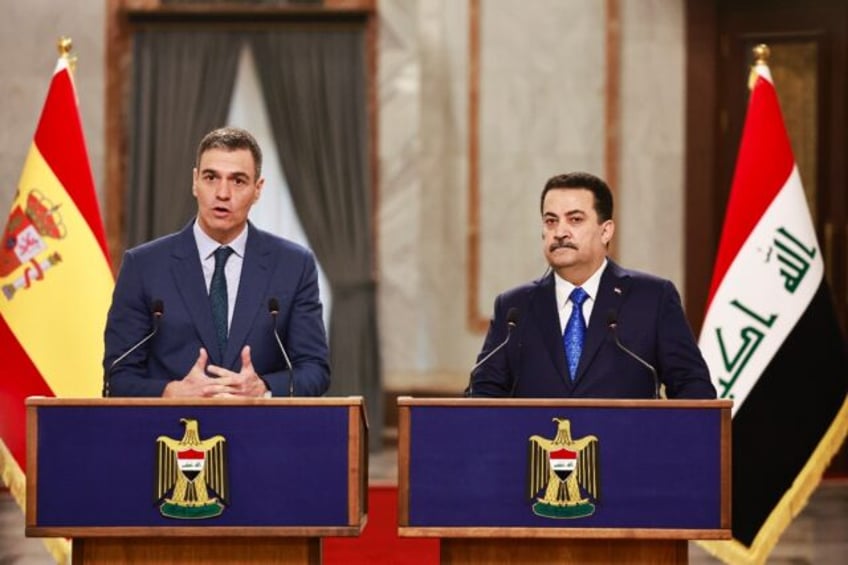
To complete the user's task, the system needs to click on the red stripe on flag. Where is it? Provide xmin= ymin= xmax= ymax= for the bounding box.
xmin=0 ymin=319 xmax=54 ymax=467
xmin=705 ymin=75 xmax=794 ymax=309
xmin=32 ymin=66 xmax=110 ymax=265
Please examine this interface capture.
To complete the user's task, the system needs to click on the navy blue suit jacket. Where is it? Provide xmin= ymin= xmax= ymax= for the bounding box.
xmin=468 ymin=260 xmax=715 ymax=399
xmin=103 ymin=221 xmax=330 ymax=397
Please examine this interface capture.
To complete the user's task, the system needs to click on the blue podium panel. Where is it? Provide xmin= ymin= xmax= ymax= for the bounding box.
xmin=401 ymin=399 xmax=729 ymax=533
xmin=27 ymin=399 xmax=364 ymax=530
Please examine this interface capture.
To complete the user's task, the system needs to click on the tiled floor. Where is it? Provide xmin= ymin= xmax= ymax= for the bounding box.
xmin=689 ymin=479 xmax=848 ymax=564
xmin=3 ymin=450 xmax=846 ymax=564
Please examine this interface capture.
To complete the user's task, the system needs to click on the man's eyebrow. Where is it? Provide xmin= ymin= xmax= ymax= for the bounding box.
xmin=543 ymin=209 xmax=584 ymax=217
xmin=200 ymin=168 xmax=251 ymax=181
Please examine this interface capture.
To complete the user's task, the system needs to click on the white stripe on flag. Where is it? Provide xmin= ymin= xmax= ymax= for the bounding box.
xmin=699 ymin=166 xmax=822 ymax=413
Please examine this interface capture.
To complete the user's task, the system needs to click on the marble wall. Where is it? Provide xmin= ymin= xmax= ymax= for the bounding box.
xmin=0 ymin=0 xmax=105 ymax=219
xmin=0 ymin=0 xmax=687 ymax=393
xmin=378 ymin=0 xmax=686 ymax=390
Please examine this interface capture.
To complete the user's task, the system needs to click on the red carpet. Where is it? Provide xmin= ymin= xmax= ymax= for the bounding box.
xmin=322 ymin=485 xmax=439 ymax=564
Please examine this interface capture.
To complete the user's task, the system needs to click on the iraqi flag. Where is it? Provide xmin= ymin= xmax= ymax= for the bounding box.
xmin=697 ymin=49 xmax=848 ymax=564
xmin=178 ymin=449 xmax=206 ymax=480
xmin=0 ymin=39 xmax=113 ymax=563
xmin=549 ymin=448 xmax=578 ymax=480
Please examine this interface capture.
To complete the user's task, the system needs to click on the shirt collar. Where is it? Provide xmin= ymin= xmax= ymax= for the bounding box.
xmin=554 ymin=258 xmax=608 ymax=308
xmin=193 ymin=220 xmax=248 ymax=260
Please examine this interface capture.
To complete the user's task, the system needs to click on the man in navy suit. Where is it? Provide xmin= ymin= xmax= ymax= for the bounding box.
xmin=103 ymin=127 xmax=329 ymax=397
xmin=467 ymin=171 xmax=715 ymax=399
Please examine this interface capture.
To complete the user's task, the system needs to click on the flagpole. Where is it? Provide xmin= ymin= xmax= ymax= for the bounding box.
xmin=747 ymin=44 xmax=769 ymax=90
xmin=58 ymin=36 xmax=77 ymax=72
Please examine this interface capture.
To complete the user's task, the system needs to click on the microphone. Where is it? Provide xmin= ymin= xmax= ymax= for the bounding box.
xmin=268 ymin=298 xmax=295 ymax=397
xmin=606 ymin=309 xmax=660 ymax=399
xmin=465 ymin=307 xmax=520 ymax=397
xmin=103 ymin=299 xmax=164 ymax=397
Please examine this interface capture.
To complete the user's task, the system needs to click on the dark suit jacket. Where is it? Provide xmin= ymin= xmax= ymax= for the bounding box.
xmin=103 ymin=221 xmax=330 ymax=397
xmin=468 ymin=259 xmax=715 ymax=399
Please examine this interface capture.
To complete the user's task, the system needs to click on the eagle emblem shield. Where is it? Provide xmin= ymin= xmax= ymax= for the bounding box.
xmin=528 ymin=418 xmax=599 ymax=519
xmin=1 ymin=189 xmax=65 ymax=300
xmin=155 ymin=418 xmax=228 ymax=519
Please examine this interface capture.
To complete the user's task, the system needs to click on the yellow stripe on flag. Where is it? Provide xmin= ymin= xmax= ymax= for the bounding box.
xmin=1 ymin=143 xmax=112 ymax=398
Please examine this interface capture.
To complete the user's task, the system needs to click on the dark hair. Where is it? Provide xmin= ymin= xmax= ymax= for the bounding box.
xmin=196 ymin=127 xmax=263 ymax=180
xmin=540 ymin=171 xmax=613 ymax=222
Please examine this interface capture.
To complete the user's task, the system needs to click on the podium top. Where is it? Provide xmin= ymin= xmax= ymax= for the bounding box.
xmin=397 ymin=396 xmax=732 ymax=409
xmin=26 ymin=395 xmax=366 ymax=408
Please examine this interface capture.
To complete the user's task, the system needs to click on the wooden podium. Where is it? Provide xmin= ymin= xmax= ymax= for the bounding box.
xmin=397 ymin=397 xmax=731 ymax=564
xmin=26 ymin=397 xmax=368 ymax=565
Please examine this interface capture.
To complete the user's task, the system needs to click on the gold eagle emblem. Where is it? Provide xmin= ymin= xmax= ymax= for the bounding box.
xmin=155 ymin=418 xmax=228 ymax=519
xmin=528 ymin=417 xmax=599 ymax=519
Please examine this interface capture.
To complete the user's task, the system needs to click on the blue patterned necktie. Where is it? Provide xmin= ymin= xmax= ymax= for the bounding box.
xmin=210 ymin=246 xmax=234 ymax=355
xmin=563 ymin=287 xmax=589 ymax=381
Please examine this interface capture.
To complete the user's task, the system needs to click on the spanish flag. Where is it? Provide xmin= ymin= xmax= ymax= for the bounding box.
xmin=697 ymin=45 xmax=848 ymax=564
xmin=0 ymin=38 xmax=113 ymax=558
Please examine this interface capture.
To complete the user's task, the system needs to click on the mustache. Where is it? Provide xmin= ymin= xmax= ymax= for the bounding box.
xmin=549 ymin=240 xmax=577 ymax=252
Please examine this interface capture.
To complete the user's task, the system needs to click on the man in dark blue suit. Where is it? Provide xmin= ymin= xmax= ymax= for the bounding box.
xmin=467 ymin=171 xmax=715 ymax=399
xmin=103 ymin=127 xmax=329 ymax=397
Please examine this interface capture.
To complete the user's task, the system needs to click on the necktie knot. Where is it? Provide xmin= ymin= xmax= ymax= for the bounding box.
xmin=570 ymin=286 xmax=589 ymax=307
xmin=214 ymin=246 xmax=234 ymax=269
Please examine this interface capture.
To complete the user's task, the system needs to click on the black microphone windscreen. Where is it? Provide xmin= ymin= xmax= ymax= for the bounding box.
xmin=506 ymin=307 xmax=520 ymax=326
xmin=606 ymin=309 xmax=617 ymax=327
xmin=151 ymin=299 xmax=164 ymax=316
xmin=268 ymin=297 xmax=280 ymax=314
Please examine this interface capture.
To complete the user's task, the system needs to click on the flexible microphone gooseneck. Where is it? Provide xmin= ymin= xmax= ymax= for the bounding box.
xmin=268 ymin=298 xmax=295 ymax=397
xmin=103 ymin=299 xmax=164 ymax=397
xmin=606 ymin=309 xmax=660 ymax=399
xmin=465 ymin=307 xmax=520 ymax=397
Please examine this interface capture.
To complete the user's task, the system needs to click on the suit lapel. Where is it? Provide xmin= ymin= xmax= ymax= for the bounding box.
xmin=224 ymin=224 xmax=272 ymax=367
xmin=578 ymin=260 xmax=629 ymax=377
xmin=532 ymin=273 xmax=569 ymax=380
xmin=171 ymin=224 xmax=221 ymax=360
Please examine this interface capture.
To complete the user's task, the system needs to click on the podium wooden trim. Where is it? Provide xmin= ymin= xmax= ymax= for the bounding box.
xmin=26 ymin=397 xmax=368 ymax=564
xmin=397 ymin=397 xmax=731 ymax=564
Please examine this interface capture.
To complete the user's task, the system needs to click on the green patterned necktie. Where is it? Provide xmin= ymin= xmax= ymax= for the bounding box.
xmin=210 ymin=246 xmax=233 ymax=356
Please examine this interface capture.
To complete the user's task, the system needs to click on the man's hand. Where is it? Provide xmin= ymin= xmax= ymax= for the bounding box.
xmin=162 ymin=348 xmax=225 ymax=398
xmin=204 ymin=345 xmax=269 ymax=398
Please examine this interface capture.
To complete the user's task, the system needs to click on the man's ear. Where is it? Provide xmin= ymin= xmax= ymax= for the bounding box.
xmin=601 ymin=219 xmax=615 ymax=245
xmin=254 ymin=177 xmax=265 ymax=203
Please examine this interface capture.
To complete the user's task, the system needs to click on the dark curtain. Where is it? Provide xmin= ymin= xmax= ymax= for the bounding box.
xmin=249 ymin=30 xmax=383 ymax=448
xmin=126 ymin=31 xmax=241 ymax=246
xmin=125 ymin=27 xmax=382 ymax=449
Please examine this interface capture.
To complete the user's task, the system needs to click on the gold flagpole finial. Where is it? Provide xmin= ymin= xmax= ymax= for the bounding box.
xmin=748 ymin=43 xmax=770 ymax=91
xmin=752 ymin=43 xmax=770 ymax=66
xmin=57 ymin=36 xmax=77 ymax=73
